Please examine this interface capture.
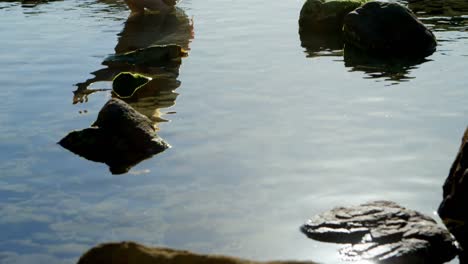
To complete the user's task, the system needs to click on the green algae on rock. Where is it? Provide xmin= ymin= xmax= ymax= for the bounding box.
xmin=298 ymin=0 xmax=369 ymax=34
xmin=112 ymin=72 xmax=152 ymax=98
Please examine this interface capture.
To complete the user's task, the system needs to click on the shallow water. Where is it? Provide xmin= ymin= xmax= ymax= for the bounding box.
xmin=0 ymin=0 xmax=467 ymax=263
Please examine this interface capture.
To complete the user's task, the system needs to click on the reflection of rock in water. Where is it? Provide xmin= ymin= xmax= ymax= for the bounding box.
xmin=299 ymin=31 xmax=343 ymax=58
xmin=113 ymin=76 xmax=181 ymax=127
xmin=59 ymin=98 xmax=169 ymax=174
xmin=408 ymin=0 xmax=468 ymax=31
xmin=73 ymin=8 xmax=193 ymax=104
xmin=343 ymin=45 xmax=429 ymax=84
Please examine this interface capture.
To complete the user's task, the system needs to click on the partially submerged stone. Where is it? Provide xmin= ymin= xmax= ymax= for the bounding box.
xmin=104 ymin=44 xmax=188 ymax=68
xmin=59 ymin=98 xmax=169 ymax=174
xmin=77 ymin=242 xmax=318 ymax=264
xmin=299 ymin=0 xmax=369 ymax=34
xmin=301 ymin=201 xmax=457 ymax=263
xmin=343 ymin=2 xmax=437 ymax=57
xmin=112 ymin=72 xmax=152 ymax=98
xmin=438 ymin=127 xmax=468 ymax=250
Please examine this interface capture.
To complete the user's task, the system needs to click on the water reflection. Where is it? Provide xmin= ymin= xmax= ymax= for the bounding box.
xmin=300 ymin=32 xmax=343 ymax=58
xmin=343 ymin=45 xmax=429 ymax=85
xmin=298 ymin=30 xmax=429 ymax=84
xmin=74 ymin=7 xmax=193 ymax=121
xmin=66 ymin=7 xmax=193 ymax=173
xmin=408 ymin=0 xmax=468 ymax=32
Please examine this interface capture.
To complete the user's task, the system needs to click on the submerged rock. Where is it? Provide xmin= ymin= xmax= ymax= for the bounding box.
xmin=112 ymin=72 xmax=152 ymax=98
xmin=301 ymin=201 xmax=457 ymax=263
xmin=299 ymin=0 xmax=369 ymax=34
xmin=104 ymin=44 xmax=188 ymax=68
xmin=77 ymin=242 xmax=318 ymax=264
xmin=438 ymin=127 xmax=468 ymax=250
xmin=343 ymin=2 xmax=437 ymax=57
xmin=59 ymin=98 xmax=169 ymax=174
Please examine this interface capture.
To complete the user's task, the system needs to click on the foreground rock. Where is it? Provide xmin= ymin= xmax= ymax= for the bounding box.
xmin=299 ymin=0 xmax=368 ymax=34
xmin=439 ymin=127 xmax=468 ymax=250
xmin=77 ymin=242 xmax=317 ymax=264
xmin=59 ymin=98 xmax=169 ymax=174
xmin=301 ymin=201 xmax=457 ymax=263
xmin=343 ymin=2 xmax=437 ymax=57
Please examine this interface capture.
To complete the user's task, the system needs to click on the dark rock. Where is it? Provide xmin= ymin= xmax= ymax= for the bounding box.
xmin=343 ymin=2 xmax=437 ymax=57
xmin=301 ymin=201 xmax=458 ymax=263
xmin=104 ymin=44 xmax=188 ymax=68
xmin=438 ymin=127 xmax=468 ymax=250
xmin=112 ymin=72 xmax=152 ymax=99
xmin=77 ymin=242 xmax=318 ymax=264
xmin=299 ymin=0 xmax=369 ymax=34
xmin=59 ymin=98 xmax=169 ymax=174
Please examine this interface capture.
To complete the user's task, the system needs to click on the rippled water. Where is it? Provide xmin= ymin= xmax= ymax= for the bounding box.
xmin=0 ymin=0 xmax=467 ymax=263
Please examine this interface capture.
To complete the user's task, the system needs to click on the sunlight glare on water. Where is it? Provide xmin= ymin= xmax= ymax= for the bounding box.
xmin=0 ymin=0 xmax=466 ymax=263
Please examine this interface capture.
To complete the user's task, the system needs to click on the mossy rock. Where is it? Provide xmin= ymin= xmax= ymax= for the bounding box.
xmin=299 ymin=0 xmax=369 ymax=33
xmin=112 ymin=72 xmax=152 ymax=98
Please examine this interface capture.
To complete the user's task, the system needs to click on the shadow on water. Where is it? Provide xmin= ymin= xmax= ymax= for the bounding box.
xmin=407 ymin=0 xmax=468 ymax=32
xmin=62 ymin=7 xmax=194 ymax=174
xmin=299 ymin=30 xmax=429 ymax=85
xmin=343 ymin=45 xmax=430 ymax=85
xmin=299 ymin=31 xmax=343 ymax=58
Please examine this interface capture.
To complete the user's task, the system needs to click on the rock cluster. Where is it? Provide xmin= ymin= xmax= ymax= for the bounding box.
xmin=301 ymin=201 xmax=457 ymax=263
xmin=439 ymin=127 xmax=468 ymax=250
xmin=59 ymin=98 xmax=169 ymax=174
xmin=299 ymin=1 xmax=437 ymax=58
xmin=77 ymin=242 xmax=317 ymax=264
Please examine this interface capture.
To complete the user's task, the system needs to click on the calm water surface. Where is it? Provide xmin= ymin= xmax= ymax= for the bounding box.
xmin=0 ymin=0 xmax=467 ymax=263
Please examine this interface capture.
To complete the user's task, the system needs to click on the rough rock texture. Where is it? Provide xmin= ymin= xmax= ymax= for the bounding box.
xmin=299 ymin=0 xmax=368 ymax=34
xmin=104 ymin=44 xmax=188 ymax=68
xmin=301 ymin=201 xmax=457 ymax=263
xmin=59 ymin=98 xmax=169 ymax=174
xmin=343 ymin=2 xmax=437 ymax=57
xmin=438 ymin=127 xmax=468 ymax=250
xmin=77 ymin=242 xmax=317 ymax=264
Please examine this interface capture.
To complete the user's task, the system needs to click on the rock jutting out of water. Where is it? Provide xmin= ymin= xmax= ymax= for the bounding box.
xmin=298 ymin=0 xmax=369 ymax=34
xmin=59 ymin=98 xmax=169 ymax=174
xmin=112 ymin=72 xmax=152 ymax=98
xmin=77 ymin=242 xmax=318 ymax=264
xmin=301 ymin=200 xmax=458 ymax=263
xmin=438 ymin=126 xmax=468 ymax=251
xmin=343 ymin=2 xmax=437 ymax=57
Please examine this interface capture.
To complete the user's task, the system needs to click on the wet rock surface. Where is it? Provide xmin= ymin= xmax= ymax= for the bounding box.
xmin=301 ymin=201 xmax=457 ymax=263
xmin=343 ymin=2 xmax=437 ymax=57
xmin=439 ymin=127 xmax=468 ymax=250
xmin=299 ymin=0 xmax=368 ymax=34
xmin=59 ymin=98 xmax=169 ymax=174
xmin=77 ymin=242 xmax=317 ymax=264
